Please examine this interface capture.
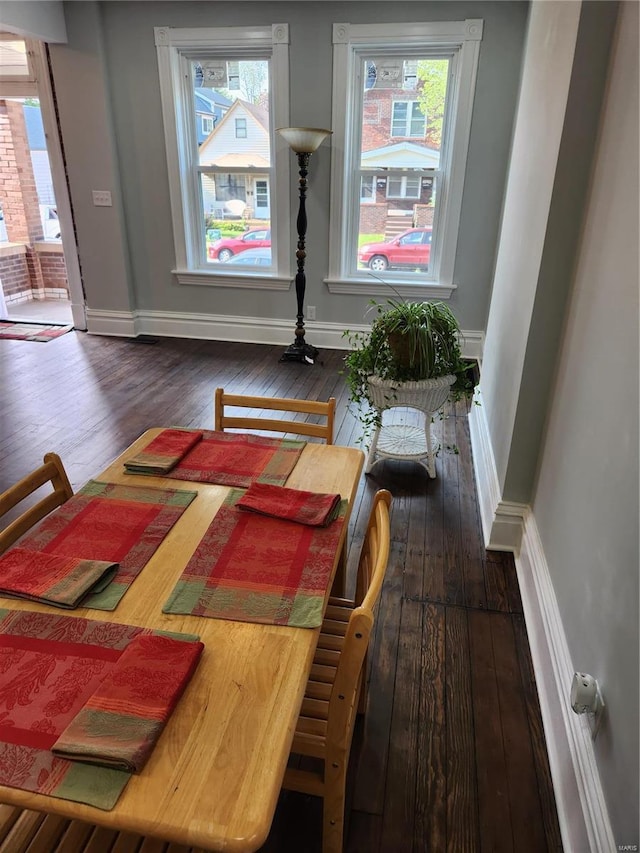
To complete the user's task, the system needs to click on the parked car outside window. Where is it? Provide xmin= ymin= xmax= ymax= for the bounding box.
xmin=358 ymin=228 xmax=432 ymax=271
xmin=208 ymin=228 xmax=271 ymax=262
xmin=224 ymin=247 xmax=272 ymax=266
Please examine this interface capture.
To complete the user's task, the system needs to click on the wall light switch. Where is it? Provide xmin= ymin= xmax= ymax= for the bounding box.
xmin=92 ymin=190 xmax=112 ymax=207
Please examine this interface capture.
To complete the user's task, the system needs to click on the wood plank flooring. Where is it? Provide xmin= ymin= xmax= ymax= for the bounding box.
xmin=0 ymin=331 xmax=563 ymax=853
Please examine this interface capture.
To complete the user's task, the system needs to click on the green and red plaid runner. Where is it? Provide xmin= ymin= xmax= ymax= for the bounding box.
xmin=124 ymin=428 xmax=204 ymax=475
xmin=163 ymin=488 xmax=346 ymax=628
xmin=236 ymin=482 xmax=341 ymax=527
xmin=52 ymin=633 xmax=204 ymax=772
xmin=0 ymin=548 xmax=117 ymax=608
xmin=0 ymin=609 xmax=201 ymax=810
xmin=126 ymin=429 xmax=306 ymax=488
xmin=12 ymin=480 xmax=197 ymax=610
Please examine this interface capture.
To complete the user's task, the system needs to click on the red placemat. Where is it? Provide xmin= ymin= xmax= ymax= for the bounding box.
xmin=0 ymin=608 xmax=201 ymax=810
xmin=236 ymin=482 xmax=341 ymax=527
xmin=162 ymin=488 xmax=346 ymax=627
xmin=15 ymin=480 xmax=197 ymax=610
xmin=52 ymin=633 xmax=203 ymax=772
xmin=124 ymin=428 xmax=204 ymax=474
xmin=127 ymin=430 xmax=305 ymax=487
xmin=0 ymin=549 xmax=117 ymax=608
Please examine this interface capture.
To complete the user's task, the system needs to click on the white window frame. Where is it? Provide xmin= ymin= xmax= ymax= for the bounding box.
xmin=327 ymin=19 xmax=483 ymax=299
xmin=155 ymin=24 xmax=292 ymax=290
xmin=235 ymin=117 xmax=247 ymax=139
xmin=201 ymin=115 xmax=214 ymax=135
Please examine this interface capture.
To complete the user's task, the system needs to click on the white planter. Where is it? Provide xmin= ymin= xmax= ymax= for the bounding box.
xmin=365 ymin=374 xmax=456 ymax=478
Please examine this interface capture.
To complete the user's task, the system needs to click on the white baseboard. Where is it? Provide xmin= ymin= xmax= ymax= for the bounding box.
xmin=517 ymin=516 xmax=615 ymax=853
xmin=468 ymin=386 xmax=615 ymax=852
xmin=468 ymin=389 xmax=527 ymax=552
xmin=85 ymin=308 xmax=482 ymax=359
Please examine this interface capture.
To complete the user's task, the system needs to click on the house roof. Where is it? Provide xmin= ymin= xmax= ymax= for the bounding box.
xmin=360 ymin=141 xmax=440 ymax=169
xmin=194 ymin=87 xmax=232 ymax=111
xmin=199 ymin=99 xmax=270 ymax=161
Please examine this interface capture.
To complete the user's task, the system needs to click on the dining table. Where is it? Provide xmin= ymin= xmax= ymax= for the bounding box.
xmin=0 ymin=428 xmax=364 ymax=852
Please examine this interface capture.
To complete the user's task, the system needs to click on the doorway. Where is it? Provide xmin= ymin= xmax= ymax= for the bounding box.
xmin=0 ymin=36 xmax=85 ymax=329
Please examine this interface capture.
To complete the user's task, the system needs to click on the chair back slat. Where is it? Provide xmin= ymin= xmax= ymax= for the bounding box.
xmin=214 ymin=388 xmax=335 ymax=444
xmin=326 ymin=489 xmax=391 ymax=746
xmin=0 ymin=453 xmax=73 ymax=554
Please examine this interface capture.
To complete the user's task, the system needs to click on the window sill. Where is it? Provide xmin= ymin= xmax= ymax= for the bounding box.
xmin=324 ymin=277 xmax=456 ymax=300
xmin=174 ymin=269 xmax=291 ymax=290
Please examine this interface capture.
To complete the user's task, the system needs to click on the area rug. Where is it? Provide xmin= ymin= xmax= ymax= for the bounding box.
xmin=0 ymin=321 xmax=73 ymax=342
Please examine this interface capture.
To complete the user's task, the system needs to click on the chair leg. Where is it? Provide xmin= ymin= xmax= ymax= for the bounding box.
xmin=322 ymin=756 xmax=348 ymax=853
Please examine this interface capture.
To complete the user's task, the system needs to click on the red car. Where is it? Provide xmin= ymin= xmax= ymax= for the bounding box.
xmin=358 ymin=228 xmax=432 ymax=271
xmin=208 ymin=228 xmax=271 ymax=262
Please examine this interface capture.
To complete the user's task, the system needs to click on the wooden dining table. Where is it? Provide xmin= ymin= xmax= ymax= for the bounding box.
xmin=0 ymin=429 xmax=364 ymax=852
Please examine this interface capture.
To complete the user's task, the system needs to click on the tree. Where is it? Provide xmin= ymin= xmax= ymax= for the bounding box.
xmin=416 ymin=59 xmax=449 ymax=150
xmin=238 ymin=61 xmax=268 ymax=104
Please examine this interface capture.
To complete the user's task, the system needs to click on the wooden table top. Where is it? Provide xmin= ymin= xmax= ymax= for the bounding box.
xmin=0 ymin=429 xmax=364 ymax=852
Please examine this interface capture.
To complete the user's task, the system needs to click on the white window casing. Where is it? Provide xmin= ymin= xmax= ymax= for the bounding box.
xmin=327 ymin=19 xmax=483 ymax=299
xmin=155 ymin=24 xmax=291 ymax=290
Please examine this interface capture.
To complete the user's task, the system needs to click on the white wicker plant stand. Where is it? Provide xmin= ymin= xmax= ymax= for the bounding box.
xmin=364 ymin=374 xmax=456 ymax=478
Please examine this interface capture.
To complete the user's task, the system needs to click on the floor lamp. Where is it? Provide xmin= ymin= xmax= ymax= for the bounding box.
xmin=277 ymin=127 xmax=332 ymax=364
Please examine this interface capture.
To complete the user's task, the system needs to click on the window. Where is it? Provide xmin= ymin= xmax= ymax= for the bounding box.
xmin=403 ymin=60 xmax=418 ymax=90
xmin=327 ymin=19 xmax=483 ymax=298
xmin=360 ymin=175 xmax=375 ymax=203
xmin=156 ymin=24 xmax=292 ymax=288
xmin=201 ymin=116 xmax=214 ymax=134
xmin=386 ymin=175 xmax=421 ymax=199
xmin=227 ymin=61 xmax=240 ymax=90
xmin=391 ymin=101 xmax=426 ymax=138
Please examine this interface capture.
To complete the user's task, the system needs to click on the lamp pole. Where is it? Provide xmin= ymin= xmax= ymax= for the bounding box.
xmin=277 ymin=127 xmax=332 ymax=365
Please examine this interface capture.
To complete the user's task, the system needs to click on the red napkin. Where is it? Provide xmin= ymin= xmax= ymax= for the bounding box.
xmin=236 ymin=482 xmax=342 ymax=527
xmin=52 ymin=633 xmax=204 ymax=772
xmin=0 ymin=547 xmax=117 ymax=608
xmin=124 ymin=429 xmax=204 ymax=474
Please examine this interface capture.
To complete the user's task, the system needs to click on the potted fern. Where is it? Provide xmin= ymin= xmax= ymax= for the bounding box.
xmin=343 ymin=298 xmax=475 ymax=475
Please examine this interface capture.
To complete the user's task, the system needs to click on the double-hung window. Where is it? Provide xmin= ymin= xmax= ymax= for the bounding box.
xmin=327 ymin=20 xmax=482 ymax=298
xmin=155 ymin=24 xmax=292 ymax=289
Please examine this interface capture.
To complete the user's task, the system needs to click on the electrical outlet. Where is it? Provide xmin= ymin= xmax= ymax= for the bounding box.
xmin=307 ymin=305 xmax=316 ymax=321
xmin=92 ymin=190 xmax=112 ymax=207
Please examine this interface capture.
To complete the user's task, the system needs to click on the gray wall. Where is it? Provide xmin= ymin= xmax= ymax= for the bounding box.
xmin=0 ymin=1 xmax=66 ymax=42
xmin=48 ymin=0 xmax=527 ymax=332
xmin=533 ymin=1 xmax=639 ymax=842
xmin=479 ymin=0 xmax=638 ymax=844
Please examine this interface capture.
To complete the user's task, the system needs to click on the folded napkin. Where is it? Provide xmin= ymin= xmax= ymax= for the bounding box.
xmin=52 ymin=633 xmax=204 ymax=772
xmin=0 ymin=547 xmax=118 ymax=608
xmin=124 ymin=429 xmax=204 ymax=474
xmin=236 ymin=482 xmax=342 ymax=527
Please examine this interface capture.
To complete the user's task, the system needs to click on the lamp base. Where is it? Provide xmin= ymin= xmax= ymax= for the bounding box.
xmin=279 ymin=339 xmax=319 ymax=364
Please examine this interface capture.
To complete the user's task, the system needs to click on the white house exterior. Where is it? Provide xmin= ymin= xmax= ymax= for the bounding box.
xmin=199 ymin=100 xmax=271 ymax=220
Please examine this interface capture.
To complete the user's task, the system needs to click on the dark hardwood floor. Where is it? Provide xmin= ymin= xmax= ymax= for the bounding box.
xmin=0 ymin=331 xmax=563 ymax=853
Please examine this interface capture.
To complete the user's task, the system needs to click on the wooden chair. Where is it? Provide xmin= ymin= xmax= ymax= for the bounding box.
xmin=0 ymin=804 xmax=200 ymax=852
xmin=0 ymin=453 xmax=73 ymax=554
xmin=214 ymin=388 xmax=336 ymax=444
xmin=282 ymin=489 xmax=392 ymax=853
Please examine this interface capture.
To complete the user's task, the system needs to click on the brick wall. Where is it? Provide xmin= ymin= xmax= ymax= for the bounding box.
xmin=0 ymin=101 xmax=43 ymax=244
xmin=0 ymin=245 xmax=30 ymax=300
xmin=0 ymin=100 xmax=70 ymax=303
xmin=359 ymin=204 xmax=388 ymax=235
xmin=36 ymin=244 xmax=69 ymax=296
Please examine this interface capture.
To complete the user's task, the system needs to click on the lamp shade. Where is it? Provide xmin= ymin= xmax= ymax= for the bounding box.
xmin=277 ymin=127 xmax=332 ymax=153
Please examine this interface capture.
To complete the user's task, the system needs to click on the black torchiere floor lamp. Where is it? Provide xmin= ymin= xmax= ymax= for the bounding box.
xmin=277 ymin=126 xmax=332 ymax=364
